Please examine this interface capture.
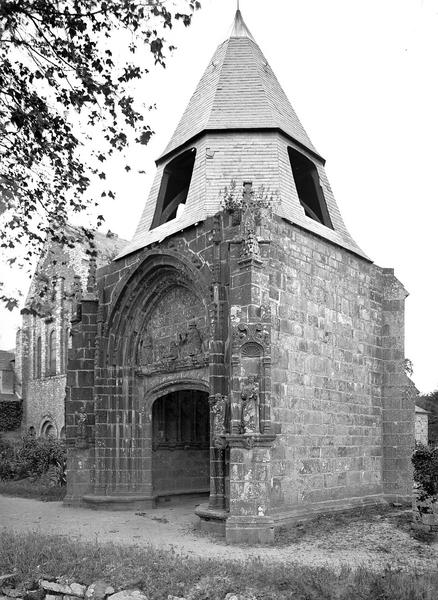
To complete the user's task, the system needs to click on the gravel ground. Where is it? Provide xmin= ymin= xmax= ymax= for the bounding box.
xmin=1 ymin=495 xmax=437 ymax=573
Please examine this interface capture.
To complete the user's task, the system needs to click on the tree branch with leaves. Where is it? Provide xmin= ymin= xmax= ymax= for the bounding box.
xmin=0 ymin=0 xmax=201 ymax=309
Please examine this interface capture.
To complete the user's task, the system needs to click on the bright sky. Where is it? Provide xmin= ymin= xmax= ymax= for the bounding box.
xmin=1 ymin=0 xmax=437 ymax=394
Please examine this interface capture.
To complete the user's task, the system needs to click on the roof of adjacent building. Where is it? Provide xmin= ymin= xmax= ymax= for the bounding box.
xmin=0 ymin=393 xmax=19 ymax=402
xmin=415 ymin=405 xmax=430 ymax=414
xmin=0 ymin=350 xmax=14 ymax=371
xmin=24 ymin=227 xmax=128 ymax=309
xmin=159 ymin=10 xmax=320 ymax=162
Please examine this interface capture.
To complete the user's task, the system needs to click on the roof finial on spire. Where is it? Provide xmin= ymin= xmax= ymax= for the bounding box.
xmin=231 ymin=2 xmax=254 ymax=41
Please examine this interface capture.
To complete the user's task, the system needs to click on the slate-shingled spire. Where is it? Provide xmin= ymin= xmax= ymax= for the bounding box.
xmin=118 ymin=8 xmax=367 ymax=260
xmin=158 ymin=9 xmax=320 ymax=162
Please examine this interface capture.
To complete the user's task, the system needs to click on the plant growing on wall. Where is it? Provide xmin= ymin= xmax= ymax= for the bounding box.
xmin=219 ymin=180 xmax=279 ymax=215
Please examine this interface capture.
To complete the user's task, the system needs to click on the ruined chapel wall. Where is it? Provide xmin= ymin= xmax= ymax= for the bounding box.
xmin=26 ymin=376 xmax=66 ymax=436
xmin=268 ymin=219 xmax=386 ymax=510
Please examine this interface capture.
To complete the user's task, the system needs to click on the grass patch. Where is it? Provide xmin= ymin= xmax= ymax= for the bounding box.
xmin=0 ymin=530 xmax=437 ymax=600
xmin=0 ymin=477 xmax=66 ymax=502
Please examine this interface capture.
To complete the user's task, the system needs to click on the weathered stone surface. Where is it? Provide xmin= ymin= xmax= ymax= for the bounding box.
xmin=23 ymin=589 xmax=45 ymax=600
xmin=1 ymin=590 xmax=22 ymax=599
xmin=107 ymin=591 xmax=148 ymax=600
xmin=167 ymin=596 xmax=186 ymax=600
xmin=39 ymin=581 xmax=86 ymax=597
xmin=225 ymin=594 xmax=257 ymax=600
xmin=85 ymin=582 xmax=115 ymax=600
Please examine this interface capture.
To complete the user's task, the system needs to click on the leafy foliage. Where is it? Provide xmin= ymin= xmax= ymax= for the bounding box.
xmin=220 ymin=180 xmax=280 ymax=213
xmin=412 ymin=443 xmax=438 ymax=501
xmin=48 ymin=457 xmax=67 ymax=487
xmin=0 ymin=435 xmax=16 ymax=480
xmin=0 ymin=0 xmax=200 ymax=307
xmin=0 ymin=400 xmax=22 ymax=431
xmin=416 ymin=389 xmax=438 ymax=445
xmin=0 ymin=433 xmax=67 ymax=480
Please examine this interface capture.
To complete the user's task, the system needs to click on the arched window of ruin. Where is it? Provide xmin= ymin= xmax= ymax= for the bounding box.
xmin=151 ymin=148 xmax=196 ymax=229
xmin=49 ymin=330 xmax=56 ymax=376
xmin=288 ymin=147 xmax=333 ymax=229
xmin=41 ymin=420 xmax=56 ymax=438
xmin=35 ymin=336 xmax=42 ymax=379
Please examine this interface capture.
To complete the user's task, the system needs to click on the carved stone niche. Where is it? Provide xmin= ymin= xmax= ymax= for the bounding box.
xmin=239 ymin=343 xmax=262 ymax=435
xmin=230 ymin=316 xmax=272 ymax=437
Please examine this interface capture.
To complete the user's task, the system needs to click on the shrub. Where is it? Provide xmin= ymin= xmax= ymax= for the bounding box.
xmin=0 ymin=400 xmax=22 ymax=432
xmin=412 ymin=443 xmax=438 ymax=501
xmin=0 ymin=435 xmax=16 ymax=480
xmin=15 ymin=433 xmax=66 ymax=479
xmin=48 ymin=458 xmax=67 ymax=487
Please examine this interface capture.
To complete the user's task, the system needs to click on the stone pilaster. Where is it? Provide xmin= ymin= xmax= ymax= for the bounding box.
xmin=381 ymin=268 xmax=415 ymax=503
xmin=226 ymin=434 xmax=275 ymax=544
xmin=64 ymin=287 xmax=98 ymax=505
xmin=224 ymin=203 xmax=275 ymax=544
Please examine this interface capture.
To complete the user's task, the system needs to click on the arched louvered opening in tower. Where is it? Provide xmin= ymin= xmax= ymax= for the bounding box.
xmin=288 ymin=147 xmax=333 ymax=229
xmin=151 ymin=148 xmax=197 ymax=229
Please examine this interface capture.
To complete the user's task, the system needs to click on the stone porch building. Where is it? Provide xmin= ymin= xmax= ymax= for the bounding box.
xmin=65 ymin=10 xmax=415 ymax=544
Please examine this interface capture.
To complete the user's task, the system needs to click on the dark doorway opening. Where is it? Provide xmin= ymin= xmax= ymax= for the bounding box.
xmin=152 ymin=389 xmax=210 ymax=501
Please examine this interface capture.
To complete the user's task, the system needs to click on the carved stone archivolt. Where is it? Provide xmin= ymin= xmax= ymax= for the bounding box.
xmin=232 ymin=322 xmax=270 ymax=350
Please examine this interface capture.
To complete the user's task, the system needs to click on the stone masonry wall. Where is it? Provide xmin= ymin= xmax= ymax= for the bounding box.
xmin=89 ymin=221 xmax=215 ymax=501
xmin=65 ymin=208 xmax=413 ymax=512
xmin=26 ymin=375 xmax=66 ymax=436
xmin=267 ymin=218 xmax=413 ymax=510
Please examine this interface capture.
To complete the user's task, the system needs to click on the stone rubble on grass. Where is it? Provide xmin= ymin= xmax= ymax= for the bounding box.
xmin=2 ymin=589 xmax=23 ymax=598
xmin=107 ymin=591 xmax=148 ymax=600
xmin=1 ymin=576 xmax=252 ymax=600
xmin=224 ymin=594 xmax=258 ymax=600
xmin=85 ymin=582 xmax=115 ymax=600
xmin=39 ymin=582 xmax=87 ymax=597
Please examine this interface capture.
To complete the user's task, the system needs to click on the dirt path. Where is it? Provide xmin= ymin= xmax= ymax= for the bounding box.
xmin=1 ymin=496 xmax=437 ymax=572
